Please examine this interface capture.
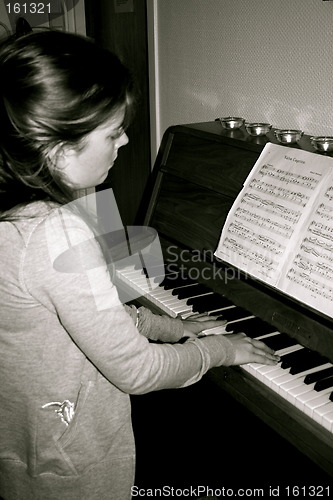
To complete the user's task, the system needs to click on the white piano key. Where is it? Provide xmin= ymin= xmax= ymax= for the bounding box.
xmin=254 ymin=365 xmax=283 ymax=382
xmin=274 ymin=363 xmax=332 ymax=395
xmin=298 ymin=387 xmax=333 ymax=414
xmin=285 ymin=381 xmax=315 ymax=404
xmin=304 ymin=394 xmax=333 ymax=419
xmin=306 ymin=391 xmax=333 ymax=417
xmin=313 ymin=401 xmax=333 ymax=424
xmin=322 ymin=409 xmax=333 ymax=432
xmin=246 ymin=344 xmax=303 ymax=379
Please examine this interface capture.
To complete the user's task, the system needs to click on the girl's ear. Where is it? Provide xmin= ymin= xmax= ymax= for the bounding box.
xmin=47 ymin=143 xmax=75 ymax=170
xmin=47 ymin=143 xmax=66 ymax=169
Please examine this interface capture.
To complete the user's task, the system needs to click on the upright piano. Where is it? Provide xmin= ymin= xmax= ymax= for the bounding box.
xmin=117 ymin=121 xmax=333 ymax=478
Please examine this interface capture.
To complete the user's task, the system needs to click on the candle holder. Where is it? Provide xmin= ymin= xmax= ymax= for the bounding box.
xmin=274 ymin=129 xmax=303 ymax=144
xmin=219 ymin=116 xmax=245 ymax=129
xmin=245 ymin=122 xmax=272 ymax=136
xmin=310 ymin=136 xmax=333 ymax=153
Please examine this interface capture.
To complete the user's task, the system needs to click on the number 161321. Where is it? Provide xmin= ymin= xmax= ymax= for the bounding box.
xmin=6 ymin=3 xmax=51 ymax=15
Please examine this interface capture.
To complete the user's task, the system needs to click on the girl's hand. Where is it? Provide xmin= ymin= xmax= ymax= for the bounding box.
xmin=226 ymin=332 xmax=280 ymax=366
xmin=182 ymin=313 xmax=227 ymax=338
xmin=182 ymin=313 xmax=280 ymax=366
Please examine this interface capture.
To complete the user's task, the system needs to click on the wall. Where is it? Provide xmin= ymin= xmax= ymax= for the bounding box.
xmin=0 ymin=1 xmax=86 ymax=35
xmin=149 ymin=0 xmax=333 ymax=159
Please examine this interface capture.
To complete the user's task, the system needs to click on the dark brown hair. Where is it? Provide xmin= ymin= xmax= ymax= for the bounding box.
xmin=0 ymin=30 xmax=134 ymax=219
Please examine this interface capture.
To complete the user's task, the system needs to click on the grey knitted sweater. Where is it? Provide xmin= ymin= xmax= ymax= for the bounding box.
xmin=0 ymin=202 xmax=235 ymax=500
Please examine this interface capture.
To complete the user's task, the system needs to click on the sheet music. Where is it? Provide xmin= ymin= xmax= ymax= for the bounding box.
xmin=215 ymin=143 xmax=333 ymax=318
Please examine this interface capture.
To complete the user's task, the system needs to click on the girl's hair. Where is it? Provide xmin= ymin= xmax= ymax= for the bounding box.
xmin=0 ymin=30 xmax=135 ymax=219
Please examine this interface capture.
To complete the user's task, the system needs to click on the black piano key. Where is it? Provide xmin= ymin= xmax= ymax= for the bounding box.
xmin=186 ymin=292 xmax=213 ymax=306
xmin=304 ymin=366 xmax=333 ymax=385
xmin=197 ymin=293 xmax=235 ymax=311
xmin=173 ymin=283 xmax=210 ymax=299
xmin=329 ymin=392 xmax=333 ymax=402
xmin=262 ymin=333 xmax=298 ymax=351
xmin=140 ymin=264 xmax=166 ymax=277
xmin=160 ymin=275 xmax=196 ymax=289
xmin=314 ymin=376 xmax=333 ymax=392
xmin=224 ymin=316 xmax=250 ymax=332
xmin=134 ymin=259 xmax=166 ymax=270
xmin=154 ymin=272 xmax=178 ymax=284
xmin=217 ymin=307 xmax=251 ymax=323
xmin=289 ymin=352 xmax=328 ymax=375
xmin=186 ymin=293 xmax=231 ymax=313
xmin=280 ymin=348 xmax=307 ymax=369
xmin=224 ymin=317 xmax=277 ymax=337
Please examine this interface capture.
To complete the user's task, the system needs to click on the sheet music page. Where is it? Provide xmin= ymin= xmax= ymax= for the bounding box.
xmin=214 ymin=143 xmax=333 ymax=317
xmin=282 ymin=182 xmax=333 ymax=316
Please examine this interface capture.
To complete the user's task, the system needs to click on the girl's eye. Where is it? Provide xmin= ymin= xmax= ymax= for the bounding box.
xmin=109 ymin=127 xmax=124 ymax=141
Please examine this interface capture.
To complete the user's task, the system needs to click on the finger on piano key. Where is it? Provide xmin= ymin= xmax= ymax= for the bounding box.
xmin=198 ymin=324 xmax=229 ymax=336
xmin=245 ymin=338 xmax=302 ymax=373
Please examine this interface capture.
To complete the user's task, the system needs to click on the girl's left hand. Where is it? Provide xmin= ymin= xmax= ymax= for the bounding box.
xmin=182 ymin=313 xmax=227 ymax=338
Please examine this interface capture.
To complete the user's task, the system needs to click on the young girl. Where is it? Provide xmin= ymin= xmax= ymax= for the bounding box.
xmin=0 ymin=30 xmax=279 ymax=500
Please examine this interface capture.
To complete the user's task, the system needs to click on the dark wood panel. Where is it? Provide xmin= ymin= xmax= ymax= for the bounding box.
xmin=207 ymin=366 xmax=333 ymax=477
xmin=163 ymin=131 xmax=260 ymax=197
xmin=85 ymin=0 xmax=151 ymax=225
xmin=150 ymin=174 xmax=232 ymax=253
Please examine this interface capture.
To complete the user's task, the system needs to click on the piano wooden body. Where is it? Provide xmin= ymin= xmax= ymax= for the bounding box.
xmin=124 ymin=121 xmax=333 ymax=477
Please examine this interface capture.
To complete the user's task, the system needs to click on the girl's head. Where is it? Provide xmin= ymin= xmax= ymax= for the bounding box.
xmin=0 ymin=30 xmax=134 ymax=213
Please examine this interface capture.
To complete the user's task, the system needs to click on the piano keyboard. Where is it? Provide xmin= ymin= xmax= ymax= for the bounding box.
xmin=116 ymin=264 xmax=333 ymax=433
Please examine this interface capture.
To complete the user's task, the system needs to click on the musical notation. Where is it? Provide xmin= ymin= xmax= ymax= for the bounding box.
xmin=223 ymin=237 xmax=277 ymax=276
xmin=316 ymin=203 xmax=333 ymax=221
xmin=259 ymin=164 xmax=319 ymax=190
xmin=215 ymin=142 xmax=333 ymax=318
xmin=228 ymin=222 xmax=285 ymax=255
xmin=249 ymin=179 xmax=310 ymax=207
xmin=241 ymin=194 xmax=302 ymax=224
xmin=292 ymin=253 xmax=333 ymax=281
xmin=309 ymin=221 xmax=333 ymax=242
xmin=235 ymin=207 xmax=294 ymax=239
xmin=286 ymin=267 xmax=333 ymax=302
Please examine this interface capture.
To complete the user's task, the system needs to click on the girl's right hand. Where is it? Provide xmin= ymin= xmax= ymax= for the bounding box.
xmin=226 ymin=332 xmax=280 ymax=366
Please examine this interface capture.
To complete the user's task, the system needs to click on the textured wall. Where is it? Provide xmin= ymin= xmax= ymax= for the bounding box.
xmin=156 ymin=0 xmax=333 ymax=140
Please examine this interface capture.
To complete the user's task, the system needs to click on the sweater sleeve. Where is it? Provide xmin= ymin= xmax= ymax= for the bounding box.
xmin=23 ymin=208 xmax=236 ymax=394
xmin=124 ymin=304 xmax=184 ymax=342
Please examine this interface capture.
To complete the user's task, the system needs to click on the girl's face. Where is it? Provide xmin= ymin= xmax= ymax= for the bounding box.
xmin=57 ymin=107 xmax=129 ymax=189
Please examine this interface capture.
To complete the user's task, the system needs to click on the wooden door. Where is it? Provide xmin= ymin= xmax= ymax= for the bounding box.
xmin=85 ymin=0 xmax=151 ymax=226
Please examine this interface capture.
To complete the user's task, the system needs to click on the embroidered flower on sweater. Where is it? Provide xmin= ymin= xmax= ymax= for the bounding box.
xmin=42 ymin=399 xmax=75 ymax=426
